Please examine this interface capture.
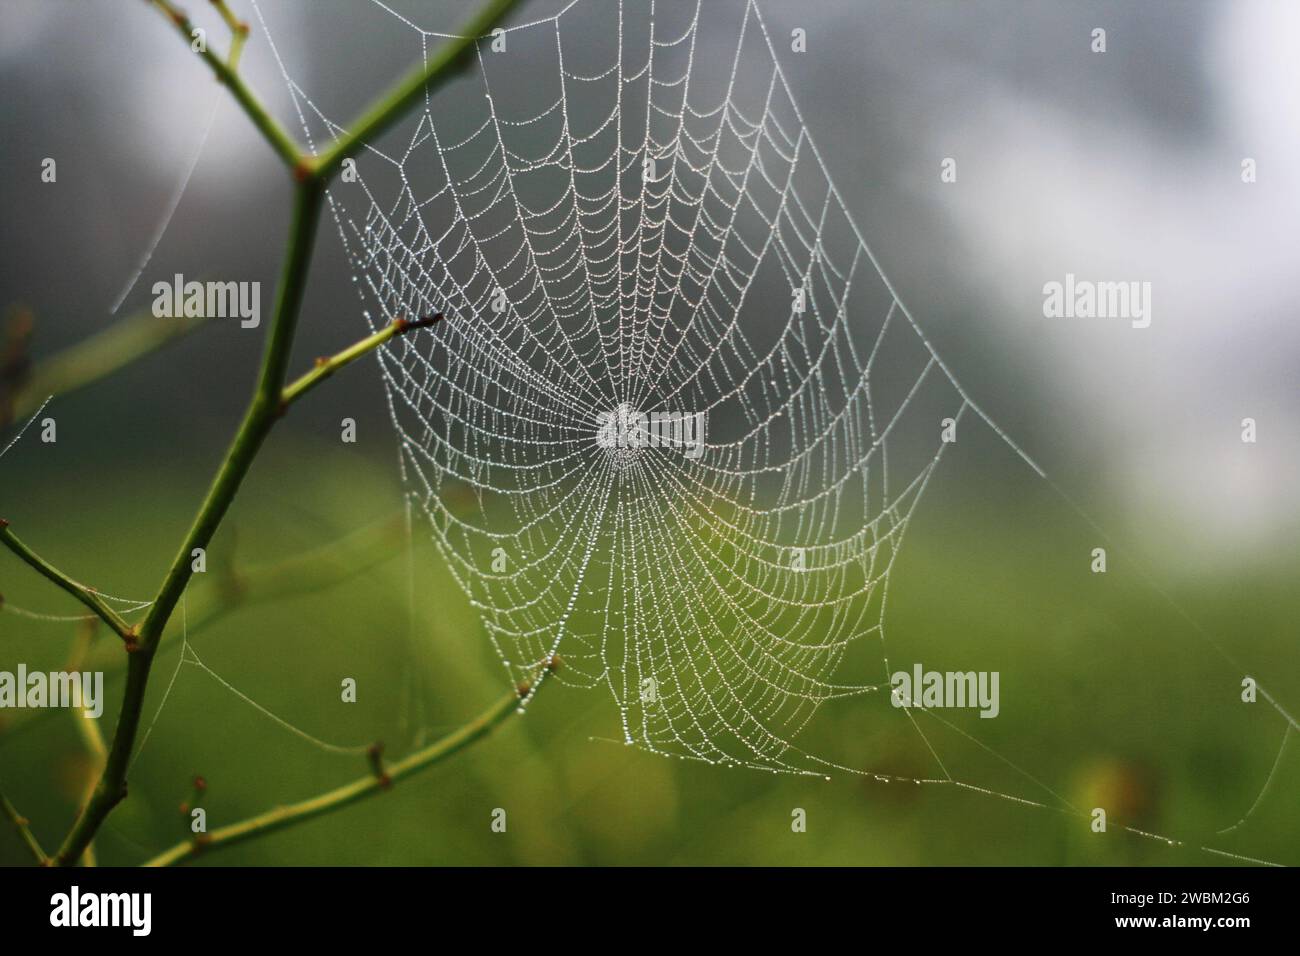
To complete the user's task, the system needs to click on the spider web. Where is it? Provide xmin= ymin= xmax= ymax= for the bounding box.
xmin=270 ymin=0 xmax=1011 ymax=772
xmin=228 ymin=0 xmax=1294 ymax=862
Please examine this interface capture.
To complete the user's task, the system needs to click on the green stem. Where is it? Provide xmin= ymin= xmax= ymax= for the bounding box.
xmin=280 ymin=314 xmax=441 ymax=407
xmin=150 ymin=0 xmax=522 ymax=183
xmin=0 ymin=521 xmax=134 ymax=643
xmin=141 ymin=680 xmax=534 ymax=867
xmin=311 ymin=0 xmax=520 ymax=181
xmin=139 ymin=178 xmax=325 ymax=655
xmin=0 ymin=516 xmax=404 ymax=742
xmin=1 ymin=786 xmax=48 ymax=865
xmin=211 ymin=0 xmax=250 ymax=70
xmin=5 ymin=306 xmax=210 ymax=426
xmin=52 ymin=177 xmax=325 ymax=867
xmin=150 ymin=0 xmax=303 ymax=171
xmin=47 ymin=0 xmax=528 ymax=868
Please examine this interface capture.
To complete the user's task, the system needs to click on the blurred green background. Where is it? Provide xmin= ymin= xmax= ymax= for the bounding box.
xmin=2 ymin=384 xmax=1295 ymax=866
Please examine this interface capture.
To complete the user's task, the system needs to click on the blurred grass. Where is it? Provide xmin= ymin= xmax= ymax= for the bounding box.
xmin=1 ymin=423 xmax=1297 ymax=866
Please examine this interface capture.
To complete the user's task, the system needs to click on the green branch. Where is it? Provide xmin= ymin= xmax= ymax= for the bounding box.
xmin=280 ymin=314 xmax=441 ymax=407
xmin=150 ymin=0 xmax=302 ymax=170
xmin=66 ymin=619 xmax=107 ymax=867
xmin=1 ymin=786 xmax=48 ymax=866
xmin=3 ymin=306 xmax=211 ymax=426
xmin=137 ymin=177 xmax=325 ymax=657
xmin=141 ymin=674 xmax=543 ymax=867
xmin=0 ymin=521 xmax=136 ymax=644
xmin=42 ymin=0 xmax=527 ymax=868
xmin=310 ymin=0 xmax=520 ymax=181
xmin=211 ymin=0 xmax=250 ymax=69
xmin=149 ymin=0 xmax=522 ymax=184
xmin=51 ymin=176 xmax=326 ymax=867
xmin=0 ymin=517 xmax=404 ymax=743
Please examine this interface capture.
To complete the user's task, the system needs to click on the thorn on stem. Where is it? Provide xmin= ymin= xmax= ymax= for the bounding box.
xmin=367 ymin=743 xmax=391 ymax=789
xmin=393 ymin=313 xmax=442 ymax=335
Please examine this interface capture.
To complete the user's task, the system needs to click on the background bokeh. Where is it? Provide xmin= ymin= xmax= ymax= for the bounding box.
xmin=1 ymin=0 xmax=1296 ymax=865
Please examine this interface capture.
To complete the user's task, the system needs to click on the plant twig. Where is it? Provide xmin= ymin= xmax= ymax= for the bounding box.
xmin=142 ymin=671 xmax=546 ymax=867
xmin=51 ymin=176 xmax=326 ymax=867
xmin=211 ymin=0 xmax=250 ymax=69
xmin=136 ymin=177 xmax=325 ymax=655
xmin=67 ymin=619 xmax=107 ymax=866
xmin=3 ymin=306 xmax=211 ymax=426
xmin=150 ymin=0 xmax=522 ymax=184
xmin=0 ymin=516 xmax=406 ymax=743
xmin=47 ymin=0 xmax=527 ymax=868
xmin=149 ymin=0 xmax=302 ymax=170
xmin=1 ymin=786 xmax=48 ymax=865
xmin=0 ymin=521 xmax=136 ymax=645
xmin=311 ymin=0 xmax=520 ymax=181
xmin=280 ymin=315 xmax=442 ymax=408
